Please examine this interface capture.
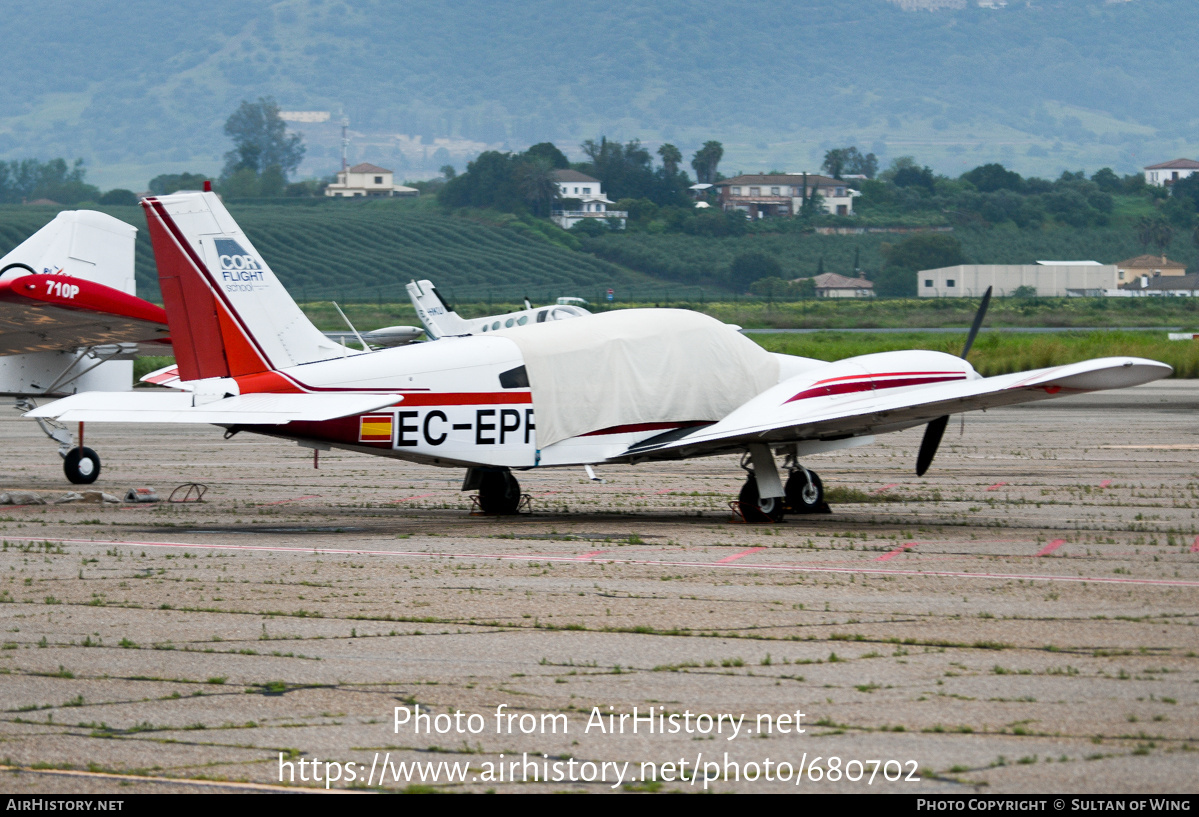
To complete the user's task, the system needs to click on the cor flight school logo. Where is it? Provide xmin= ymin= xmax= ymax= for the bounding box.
xmin=213 ymin=238 xmax=268 ymax=291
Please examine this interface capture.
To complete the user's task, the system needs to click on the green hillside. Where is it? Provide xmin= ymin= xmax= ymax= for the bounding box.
xmin=0 ymin=199 xmax=663 ymax=303
xmin=2 ymin=1 xmax=1198 ymax=187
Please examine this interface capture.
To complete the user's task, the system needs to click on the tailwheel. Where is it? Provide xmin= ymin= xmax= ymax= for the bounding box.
xmin=784 ymin=468 xmax=825 ymax=514
xmin=477 ymin=469 xmax=522 ymax=515
xmin=738 ymin=477 xmax=785 ymax=523
xmin=63 ymin=447 xmax=101 ymax=485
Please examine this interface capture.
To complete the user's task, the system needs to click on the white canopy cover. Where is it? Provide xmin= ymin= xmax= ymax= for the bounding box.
xmin=498 ymin=309 xmax=779 ymax=447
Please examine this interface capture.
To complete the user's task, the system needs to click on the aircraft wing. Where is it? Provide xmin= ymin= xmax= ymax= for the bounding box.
xmin=26 ymin=391 xmax=402 ymax=425
xmin=623 ymin=357 xmax=1171 ymax=460
xmin=0 ymin=274 xmax=170 ymax=355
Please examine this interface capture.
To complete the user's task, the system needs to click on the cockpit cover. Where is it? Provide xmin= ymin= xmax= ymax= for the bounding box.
xmin=497 ymin=309 xmax=779 ymax=447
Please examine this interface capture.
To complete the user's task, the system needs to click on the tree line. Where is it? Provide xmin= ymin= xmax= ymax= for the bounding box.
xmin=0 ymin=158 xmax=138 ymax=206
xmin=435 ymin=138 xmax=727 ymax=222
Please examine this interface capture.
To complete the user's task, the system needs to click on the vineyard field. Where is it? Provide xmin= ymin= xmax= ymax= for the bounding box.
xmin=0 ymin=201 xmax=660 ymax=303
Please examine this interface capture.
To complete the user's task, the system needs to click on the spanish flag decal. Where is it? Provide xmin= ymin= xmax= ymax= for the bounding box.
xmin=359 ymin=414 xmax=394 ymax=443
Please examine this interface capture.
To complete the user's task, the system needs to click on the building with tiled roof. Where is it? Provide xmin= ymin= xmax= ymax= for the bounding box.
xmin=1117 ymin=255 xmax=1189 ymax=288
xmin=550 ymin=169 xmax=626 ymax=230
xmin=325 ymin=163 xmax=418 ymax=198
xmin=1117 ymin=272 xmax=1199 ymax=296
xmin=713 ymin=173 xmax=858 ymax=218
xmin=1144 ymin=159 xmax=1199 ymax=188
xmin=810 ymin=272 xmax=875 ymax=298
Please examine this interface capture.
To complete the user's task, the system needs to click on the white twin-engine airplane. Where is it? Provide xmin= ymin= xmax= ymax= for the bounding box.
xmin=406 ymin=279 xmax=590 ymax=340
xmin=31 ymin=191 xmax=1171 ymax=520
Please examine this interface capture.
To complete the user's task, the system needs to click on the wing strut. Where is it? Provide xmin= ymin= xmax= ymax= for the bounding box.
xmin=915 ymin=286 xmax=991 ymax=476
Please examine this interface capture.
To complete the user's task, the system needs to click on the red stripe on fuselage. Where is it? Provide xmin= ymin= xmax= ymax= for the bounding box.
xmin=390 ymin=391 xmax=532 ymax=406
xmin=784 ymin=372 xmax=966 ymax=404
xmin=580 ymin=420 xmax=712 ymax=437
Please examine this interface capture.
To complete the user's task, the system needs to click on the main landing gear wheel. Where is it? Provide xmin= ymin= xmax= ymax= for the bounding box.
xmin=785 ymin=469 xmax=824 ymax=514
xmin=478 ymin=469 xmax=522 ymax=515
xmin=738 ymin=477 xmax=785 ymax=523
xmin=63 ymin=447 xmax=101 ymax=485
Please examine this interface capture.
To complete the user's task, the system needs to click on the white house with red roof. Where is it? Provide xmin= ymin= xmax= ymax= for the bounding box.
xmin=714 ymin=173 xmax=858 ymax=218
xmin=324 ymin=163 xmax=419 ymax=197
xmin=810 ymin=272 xmax=875 ymax=298
xmin=1144 ymin=158 xmax=1199 ymax=188
xmin=550 ymin=170 xmax=626 ymax=229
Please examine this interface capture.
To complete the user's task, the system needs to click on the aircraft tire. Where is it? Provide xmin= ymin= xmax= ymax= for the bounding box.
xmin=63 ymin=447 xmax=101 ymax=485
xmin=785 ymin=470 xmax=824 ymax=514
xmin=738 ymin=478 xmax=785 ymax=523
xmin=781 ymin=467 xmax=820 ymax=513
xmin=478 ymin=469 xmax=522 ymax=515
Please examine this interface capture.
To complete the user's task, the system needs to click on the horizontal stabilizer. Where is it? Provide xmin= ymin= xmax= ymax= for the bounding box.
xmin=0 ymin=274 xmax=168 ymax=355
xmin=27 ymin=391 xmax=402 ymax=425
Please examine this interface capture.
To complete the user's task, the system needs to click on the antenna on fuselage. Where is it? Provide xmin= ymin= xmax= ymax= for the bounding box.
xmin=333 ymin=301 xmax=371 ymax=352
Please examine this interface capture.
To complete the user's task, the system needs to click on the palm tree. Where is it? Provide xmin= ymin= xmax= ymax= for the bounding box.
xmin=1136 ymin=216 xmax=1173 ymax=255
xmin=517 ymin=158 xmax=560 ymax=218
xmin=658 ymin=143 xmax=682 ymax=176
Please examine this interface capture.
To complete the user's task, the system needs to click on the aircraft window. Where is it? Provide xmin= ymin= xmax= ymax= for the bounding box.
xmin=505 ymin=318 xmax=515 ymax=328
xmin=550 ymin=306 xmax=582 ymax=320
xmin=481 ymin=324 xmax=488 ymax=332
xmin=492 ymin=321 xmax=500 ymax=330
xmin=536 ymin=310 xmax=548 ymax=323
xmin=517 ymin=315 xmax=528 ymax=325
xmin=499 ymin=366 xmax=529 ymax=389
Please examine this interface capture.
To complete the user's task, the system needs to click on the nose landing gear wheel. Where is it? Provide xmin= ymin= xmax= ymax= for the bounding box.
xmin=63 ymin=447 xmax=101 ymax=485
xmin=784 ymin=469 xmax=825 ymax=514
xmin=477 ymin=469 xmax=522 ymax=515
xmin=738 ymin=477 xmax=786 ymax=523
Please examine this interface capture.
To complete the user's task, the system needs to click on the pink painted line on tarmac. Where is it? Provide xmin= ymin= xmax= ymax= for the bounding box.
xmin=1036 ymin=539 xmax=1067 ymax=557
xmin=1192 ymin=536 xmax=1199 ymax=554
xmin=9 ymin=536 xmax=1199 ymax=589
xmin=716 ymin=546 xmax=766 ymax=564
xmin=873 ymin=483 xmax=900 ymax=494
xmin=986 ymin=482 xmax=1008 ymax=491
xmin=1098 ymin=480 xmax=1112 ymax=489
xmin=390 ymin=493 xmax=435 ymax=503
xmin=876 ymin=543 xmax=916 ymax=561
xmin=263 ymin=495 xmax=322 ymax=506
xmin=576 ymin=550 xmax=607 ymax=560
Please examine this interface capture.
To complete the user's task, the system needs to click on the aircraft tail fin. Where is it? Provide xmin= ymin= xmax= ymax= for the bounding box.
xmin=406 ymin=279 xmax=473 ymax=339
xmin=0 ymin=211 xmax=136 ymax=293
xmin=141 ymin=191 xmax=347 ymax=382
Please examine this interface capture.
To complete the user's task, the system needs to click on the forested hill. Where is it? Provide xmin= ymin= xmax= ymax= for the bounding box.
xmin=2 ymin=0 xmax=1196 ymax=188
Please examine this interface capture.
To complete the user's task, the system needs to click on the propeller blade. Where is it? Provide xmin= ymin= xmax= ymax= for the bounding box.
xmin=916 ymin=414 xmax=950 ymax=476
xmin=916 ymin=287 xmax=988 ymax=476
xmin=960 ymin=285 xmax=993 ymax=359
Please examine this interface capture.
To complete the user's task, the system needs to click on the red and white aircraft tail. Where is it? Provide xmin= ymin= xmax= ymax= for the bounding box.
xmin=0 ymin=210 xmax=136 ymax=293
xmin=142 ymin=191 xmax=349 ymax=382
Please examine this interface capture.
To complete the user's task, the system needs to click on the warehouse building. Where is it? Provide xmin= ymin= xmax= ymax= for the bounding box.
xmin=917 ymin=261 xmax=1119 ymax=297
